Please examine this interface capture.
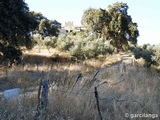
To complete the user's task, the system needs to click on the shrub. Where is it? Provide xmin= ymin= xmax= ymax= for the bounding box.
xmin=68 ymin=37 xmax=87 ymax=59
xmin=149 ymin=44 xmax=160 ymax=66
xmin=56 ymin=35 xmax=74 ymax=51
xmin=39 ymin=34 xmax=114 ymax=60
xmin=44 ymin=36 xmax=57 ymax=52
xmin=82 ymin=38 xmax=113 ymax=59
xmin=68 ymin=37 xmax=113 ymax=60
xmin=31 ymin=34 xmax=44 ymax=46
xmin=132 ymin=45 xmax=157 ymax=67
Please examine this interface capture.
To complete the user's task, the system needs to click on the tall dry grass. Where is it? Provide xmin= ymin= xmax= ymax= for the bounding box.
xmin=0 ymin=52 xmax=121 ymax=91
xmin=0 ymin=60 xmax=160 ymax=119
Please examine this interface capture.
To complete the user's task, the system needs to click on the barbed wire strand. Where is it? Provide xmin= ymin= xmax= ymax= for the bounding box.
xmin=2 ymin=89 xmax=160 ymax=106
xmin=53 ymin=89 xmax=160 ymax=105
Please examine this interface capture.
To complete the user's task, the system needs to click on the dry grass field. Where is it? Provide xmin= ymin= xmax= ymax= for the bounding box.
xmin=0 ymin=48 xmax=160 ymax=120
xmin=0 ymin=48 xmax=121 ymax=91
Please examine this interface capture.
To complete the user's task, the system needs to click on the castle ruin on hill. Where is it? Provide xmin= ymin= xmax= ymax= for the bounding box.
xmin=59 ymin=21 xmax=86 ymax=35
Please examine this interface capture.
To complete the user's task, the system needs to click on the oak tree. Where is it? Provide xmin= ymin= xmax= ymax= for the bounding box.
xmin=0 ymin=0 xmax=38 ymax=66
xmin=81 ymin=2 xmax=139 ymax=51
xmin=30 ymin=11 xmax=61 ymax=37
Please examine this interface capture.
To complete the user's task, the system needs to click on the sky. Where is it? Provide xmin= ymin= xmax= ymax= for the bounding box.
xmin=25 ymin=0 xmax=160 ymax=45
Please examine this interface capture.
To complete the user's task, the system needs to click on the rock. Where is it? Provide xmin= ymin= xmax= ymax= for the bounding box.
xmin=3 ymin=88 xmax=21 ymax=99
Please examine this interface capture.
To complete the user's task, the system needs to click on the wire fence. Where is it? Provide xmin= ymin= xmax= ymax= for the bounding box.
xmin=1 ymin=57 xmax=160 ymax=119
xmin=51 ymin=85 xmax=160 ymax=120
xmin=53 ymin=89 xmax=160 ymax=105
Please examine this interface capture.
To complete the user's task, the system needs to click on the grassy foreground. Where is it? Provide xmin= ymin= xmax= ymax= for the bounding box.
xmin=0 ymin=49 xmax=159 ymax=120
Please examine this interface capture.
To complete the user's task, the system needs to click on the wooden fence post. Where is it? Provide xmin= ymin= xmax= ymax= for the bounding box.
xmin=94 ymin=87 xmax=103 ymax=120
xmin=37 ymin=80 xmax=42 ymax=109
xmin=72 ymin=73 xmax=82 ymax=89
xmin=41 ymin=80 xmax=49 ymax=109
xmin=37 ymin=80 xmax=49 ymax=110
xmin=34 ymin=80 xmax=49 ymax=120
xmin=121 ymin=62 xmax=126 ymax=73
xmin=93 ymin=70 xmax=99 ymax=82
xmin=94 ymin=81 xmax=107 ymax=120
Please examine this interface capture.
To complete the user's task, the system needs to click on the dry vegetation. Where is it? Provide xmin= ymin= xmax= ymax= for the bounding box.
xmin=0 ymin=48 xmax=160 ymax=120
xmin=0 ymin=48 xmax=121 ymax=91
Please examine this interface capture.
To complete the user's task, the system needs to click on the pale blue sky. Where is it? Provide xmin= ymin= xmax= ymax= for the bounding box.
xmin=25 ymin=0 xmax=160 ymax=45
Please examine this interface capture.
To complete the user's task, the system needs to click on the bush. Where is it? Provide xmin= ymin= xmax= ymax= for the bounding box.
xmin=31 ymin=34 xmax=114 ymax=60
xmin=132 ymin=45 xmax=157 ymax=67
xmin=56 ymin=35 xmax=74 ymax=51
xmin=68 ymin=37 xmax=113 ymax=60
xmin=149 ymin=44 xmax=160 ymax=66
xmin=68 ymin=37 xmax=88 ymax=59
xmin=82 ymin=38 xmax=113 ymax=59
xmin=31 ymin=34 xmax=44 ymax=46
xmin=44 ymin=36 xmax=57 ymax=52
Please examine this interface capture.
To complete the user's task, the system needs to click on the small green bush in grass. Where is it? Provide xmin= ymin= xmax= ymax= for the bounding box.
xmin=57 ymin=35 xmax=114 ymax=60
xmin=131 ymin=44 xmax=160 ymax=67
xmin=44 ymin=36 xmax=57 ymax=52
xmin=56 ymin=35 xmax=74 ymax=51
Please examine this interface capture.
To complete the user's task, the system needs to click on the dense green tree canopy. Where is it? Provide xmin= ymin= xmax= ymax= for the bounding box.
xmin=0 ymin=0 xmax=61 ymax=66
xmin=39 ymin=19 xmax=61 ymax=37
xmin=30 ymin=11 xmax=61 ymax=37
xmin=0 ymin=0 xmax=38 ymax=66
xmin=81 ymin=2 xmax=139 ymax=51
